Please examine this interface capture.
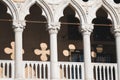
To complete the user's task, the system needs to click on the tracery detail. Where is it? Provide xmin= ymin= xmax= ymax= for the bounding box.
xmin=34 ymin=43 xmax=50 ymax=61
xmin=4 ymin=41 xmax=24 ymax=60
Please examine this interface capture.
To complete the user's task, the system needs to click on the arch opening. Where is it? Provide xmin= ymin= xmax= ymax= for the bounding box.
xmin=0 ymin=1 xmax=14 ymax=60
xmin=91 ymin=7 xmax=116 ymax=63
xmin=58 ymin=6 xmax=83 ymax=62
xmin=24 ymin=4 xmax=50 ymax=61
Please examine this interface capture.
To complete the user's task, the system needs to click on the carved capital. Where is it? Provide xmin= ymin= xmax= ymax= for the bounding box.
xmin=12 ymin=20 xmax=26 ymax=32
xmin=112 ymin=25 xmax=120 ymax=37
xmin=81 ymin=24 xmax=94 ymax=35
xmin=48 ymin=22 xmax=61 ymax=34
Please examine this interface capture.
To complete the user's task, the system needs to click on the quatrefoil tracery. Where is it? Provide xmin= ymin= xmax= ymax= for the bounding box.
xmin=34 ymin=43 xmax=50 ymax=61
xmin=4 ymin=42 xmax=50 ymax=61
xmin=4 ymin=41 xmax=24 ymax=60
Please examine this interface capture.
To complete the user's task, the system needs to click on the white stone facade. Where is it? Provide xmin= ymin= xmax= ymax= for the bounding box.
xmin=0 ymin=0 xmax=120 ymax=80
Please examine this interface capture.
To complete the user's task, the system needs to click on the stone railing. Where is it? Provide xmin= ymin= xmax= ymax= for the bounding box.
xmin=0 ymin=60 xmax=118 ymax=80
xmin=0 ymin=60 xmax=14 ymax=80
xmin=92 ymin=63 xmax=118 ymax=80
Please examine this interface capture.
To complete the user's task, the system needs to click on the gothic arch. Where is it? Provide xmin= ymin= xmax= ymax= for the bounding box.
xmin=103 ymin=0 xmax=119 ymax=26
xmin=91 ymin=0 xmax=119 ymax=27
xmin=21 ymin=0 xmax=53 ymax=23
xmin=1 ymin=0 xmax=19 ymax=20
xmin=55 ymin=0 xmax=87 ymax=26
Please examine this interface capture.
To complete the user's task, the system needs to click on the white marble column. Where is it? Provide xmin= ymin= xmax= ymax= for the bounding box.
xmin=13 ymin=21 xmax=25 ymax=80
xmin=114 ymin=29 xmax=120 ymax=80
xmin=48 ymin=22 xmax=60 ymax=79
xmin=81 ymin=24 xmax=93 ymax=80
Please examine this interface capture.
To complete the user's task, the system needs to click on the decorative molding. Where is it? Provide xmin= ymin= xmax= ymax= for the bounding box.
xmin=71 ymin=0 xmax=87 ymax=24
xmin=102 ymin=0 xmax=120 ymax=25
xmin=48 ymin=0 xmax=70 ymax=22
xmin=12 ymin=20 xmax=26 ymax=30
xmin=48 ymin=22 xmax=61 ymax=34
xmin=1 ymin=0 xmax=120 ymax=30
xmin=105 ymin=0 xmax=120 ymax=7
xmin=81 ymin=0 xmax=102 ymax=24
xmin=81 ymin=24 xmax=94 ymax=34
xmin=81 ymin=0 xmax=98 ymax=15
xmin=18 ymin=0 xmax=53 ymax=22
xmin=111 ymin=25 xmax=120 ymax=36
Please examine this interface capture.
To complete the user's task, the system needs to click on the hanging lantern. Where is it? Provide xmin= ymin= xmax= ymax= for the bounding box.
xmin=13 ymin=0 xmax=25 ymax=3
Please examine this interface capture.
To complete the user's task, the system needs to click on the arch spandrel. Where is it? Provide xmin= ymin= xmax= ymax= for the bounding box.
xmin=20 ymin=0 xmax=53 ymax=23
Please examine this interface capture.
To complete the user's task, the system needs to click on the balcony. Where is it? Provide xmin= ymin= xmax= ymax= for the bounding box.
xmin=0 ymin=60 xmax=118 ymax=80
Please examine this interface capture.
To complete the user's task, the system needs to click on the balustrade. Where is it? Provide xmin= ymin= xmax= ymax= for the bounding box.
xmin=59 ymin=62 xmax=84 ymax=80
xmin=0 ymin=60 xmax=14 ymax=79
xmin=92 ymin=63 xmax=118 ymax=80
xmin=23 ymin=61 xmax=50 ymax=79
xmin=0 ymin=60 xmax=118 ymax=80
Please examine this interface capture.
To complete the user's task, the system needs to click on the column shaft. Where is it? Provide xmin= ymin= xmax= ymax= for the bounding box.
xmin=48 ymin=22 xmax=60 ymax=79
xmin=50 ymin=31 xmax=59 ymax=79
xmin=115 ymin=32 xmax=120 ymax=80
xmin=14 ymin=28 xmax=23 ymax=80
xmin=83 ymin=31 xmax=93 ymax=80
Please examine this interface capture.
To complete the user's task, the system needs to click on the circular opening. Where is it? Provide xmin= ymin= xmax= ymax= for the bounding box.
xmin=83 ymin=0 xmax=88 ymax=2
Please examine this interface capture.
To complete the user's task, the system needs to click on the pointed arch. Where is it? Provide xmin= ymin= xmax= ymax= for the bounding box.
xmin=55 ymin=0 xmax=87 ymax=25
xmin=102 ymin=1 xmax=119 ymax=26
xmin=1 ymin=0 xmax=19 ymax=20
xmin=22 ymin=0 xmax=53 ymax=23
xmin=92 ymin=0 xmax=119 ymax=27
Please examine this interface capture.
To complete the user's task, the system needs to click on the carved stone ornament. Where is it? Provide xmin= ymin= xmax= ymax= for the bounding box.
xmin=12 ymin=20 xmax=26 ymax=30
xmin=80 ymin=24 xmax=94 ymax=33
xmin=112 ymin=25 xmax=120 ymax=36
xmin=48 ymin=22 xmax=61 ymax=34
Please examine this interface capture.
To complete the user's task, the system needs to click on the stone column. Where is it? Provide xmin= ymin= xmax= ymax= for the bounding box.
xmin=81 ymin=24 xmax=93 ymax=80
xmin=13 ymin=21 xmax=25 ymax=80
xmin=114 ymin=28 xmax=120 ymax=80
xmin=48 ymin=22 xmax=60 ymax=79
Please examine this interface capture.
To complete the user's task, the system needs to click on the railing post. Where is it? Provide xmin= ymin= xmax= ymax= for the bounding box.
xmin=81 ymin=24 xmax=94 ymax=80
xmin=48 ymin=22 xmax=60 ymax=79
xmin=13 ymin=20 xmax=25 ymax=80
